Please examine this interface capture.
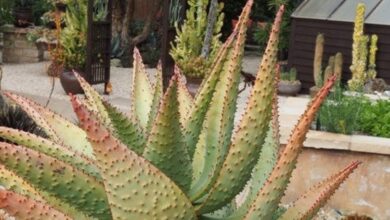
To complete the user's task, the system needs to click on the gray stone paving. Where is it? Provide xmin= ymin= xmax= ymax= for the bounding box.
xmin=0 ymin=55 xmax=307 ymax=128
xmin=1 ymin=54 xmax=261 ymax=101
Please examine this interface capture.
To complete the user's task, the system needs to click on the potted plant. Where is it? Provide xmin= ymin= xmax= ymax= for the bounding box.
xmin=171 ymin=0 xmax=224 ymax=96
xmin=278 ymin=67 xmax=301 ymax=96
xmin=58 ymin=0 xmax=87 ymax=94
xmin=13 ymin=0 xmax=34 ymax=27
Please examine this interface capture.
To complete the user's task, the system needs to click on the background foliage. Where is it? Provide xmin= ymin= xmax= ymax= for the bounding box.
xmin=358 ymin=99 xmax=390 ymax=138
xmin=317 ymin=87 xmax=390 ymax=138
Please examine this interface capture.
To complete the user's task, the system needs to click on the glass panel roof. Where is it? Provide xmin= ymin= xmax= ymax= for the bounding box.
xmin=292 ymin=0 xmax=344 ymax=19
xmin=366 ymin=0 xmax=390 ymax=25
xmin=292 ymin=0 xmax=389 ymax=25
xmin=329 ymin=0 xmax=381 ymax=22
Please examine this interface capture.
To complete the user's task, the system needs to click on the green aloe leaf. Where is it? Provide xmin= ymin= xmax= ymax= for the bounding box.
xmin=4 ymin=92 xmax=94 ymax=158
xmin=71 ymin=94 xmax=196 ymax=219
xmin=0 ymin=142 xmax=110 ymax=219
xmin=197 ymin=1 xmax=281 ymax=214
xmin=0 ymin=164 xmax=92 ymax=219
xmin=103 ymin=101 xmax=146 ymax=155
xmin=146 ymin=62 xmax=163 ymax=133
xmin=243 ymin=75 xmax=337 ymax=220
xmin=131 ymin=47 xmax=154 ymax=130
xmin=0 ymin=189 xmax=70 ymax=220
xmin=278 ymin=161 xmax=361 ymax=220
xmin=0 ymin=127 xmax=99 ymax=179
xmin=176 ymin=68 xmax=194 ymax=126
xmin=143 ymin=74 xmax=192 ymax=192
xmin=74 ymin=72 xmax=114 ymax=131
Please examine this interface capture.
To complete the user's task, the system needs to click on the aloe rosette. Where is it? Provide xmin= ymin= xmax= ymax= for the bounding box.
xmin=0 ymin=1 xmax=360 ymax=219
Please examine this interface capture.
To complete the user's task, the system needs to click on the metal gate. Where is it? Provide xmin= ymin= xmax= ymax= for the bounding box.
xmin=86 ymin=0 xmax=112 ymax=94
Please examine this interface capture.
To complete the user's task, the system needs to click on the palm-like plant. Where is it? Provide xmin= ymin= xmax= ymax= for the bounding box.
xmin=0 ymin=1 xmax=360 ymax=219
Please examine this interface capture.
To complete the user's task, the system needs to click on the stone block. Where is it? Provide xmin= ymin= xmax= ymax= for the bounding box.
xmin=304 ymin=130 xmax=351 ymax=151
xmin=3 ymin=39 xmax=15 ymax=48
xmin=22 ymin=48 xmax=39 ymax=58
xmin=15 ymin=39 xmax=35 ymax=49
xmin=3 ymin=55 xmax=19 ymax=63
xmin=350 ymin=135 xmax=390 ymax=155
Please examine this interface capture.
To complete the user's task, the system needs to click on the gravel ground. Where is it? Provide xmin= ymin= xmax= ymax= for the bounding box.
xmin=1 ymin=54 xmax=264 ymax=119
xmin=2 ymin=54 xmax=260 ymax=97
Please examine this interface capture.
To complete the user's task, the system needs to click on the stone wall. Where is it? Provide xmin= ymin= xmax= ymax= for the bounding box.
xmin=0 ymin=25 xmax=40 ymax=63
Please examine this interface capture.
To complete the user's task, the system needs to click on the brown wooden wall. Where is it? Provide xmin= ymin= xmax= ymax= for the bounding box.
xmin=288 ymin=18 xmax=390 ymax=91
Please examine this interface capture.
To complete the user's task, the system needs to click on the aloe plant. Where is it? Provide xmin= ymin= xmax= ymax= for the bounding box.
xmin=0 ymin=1 xmax=361 ymax=219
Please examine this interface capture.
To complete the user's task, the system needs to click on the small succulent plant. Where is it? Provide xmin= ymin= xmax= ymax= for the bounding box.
xmin=0 ymin=1 xmax=361 ymax=219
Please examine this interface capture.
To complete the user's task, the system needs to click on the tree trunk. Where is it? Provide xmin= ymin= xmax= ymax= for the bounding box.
xmin=116 ymin=0 xmax=163 ymax=67
xmin=201 ymin=0 xmax=219 ymax=58
xmin=112 ymin=0 xmax=126 ymax=38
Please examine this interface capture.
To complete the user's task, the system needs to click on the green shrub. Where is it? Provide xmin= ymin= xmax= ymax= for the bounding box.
xmin=318 ymin=88 xmax=367 ymax=134
xmin=358 ymin=99 xmax=390 ymax=138
xmin=0 ymin=0 xmax=14 ymax=25
xmin=32 ymin=0 xmax=52 ymax=26
xmin=253 ymin=22 xmax=272 ymax=50
xmin=318 ymin=88 xmax=390 ymax=138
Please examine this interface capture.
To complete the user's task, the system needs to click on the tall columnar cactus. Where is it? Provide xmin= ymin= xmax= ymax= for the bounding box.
xmin=170 ymin=0 xmax=224 ymax=78
xmin=313 ymin=33 xmax=324 ymax=87
xmin=350 ymin=3 xmax=365 ymax=75
xmin=312 ymin=34 xmax=343 ymax=88
xmin=348 ymin=3 xmax=379 ymax=91
xmin=0 ymin=2 xmax=361 ymax=219
xmin=334 ymin=52 xmax=343 ymax=83
xmin=349 ymin=34 xmax=369 ymax=91
xmin=367 ymin=34 xmax=378 ymax=79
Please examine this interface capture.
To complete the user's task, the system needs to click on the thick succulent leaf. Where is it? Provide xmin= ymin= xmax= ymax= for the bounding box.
xmin=197 ymin=3 xmax=282 ymax=214
xmin=278 ymin=161 xmax=361 ymax=220
xmin=0 ymin=189 xmax=70 ymax=220
xmin=176 ymin=67 xmax=194 ymax=126
xmin=227 ymin=78 xmax=281 ymax=220
xmin=243 ymin=76 xmax=337 ymax=220
xmin=74 ymin=72 xmax=113 ymax=130
xmin=200 ymin=201 xmax=236 ymax=220
xmin=0 ymin=164 xmax=92 ymax=220
xmin=4 ymin=92 xmax=94 ymax=158
xmin=146 ymin=62 xmax=163 ymax=133
xmin=189 ymin=3 xmax=248 ymax=200
xmin=0 ymin=164 xmax=46 ymax=200
xmin=184 ymin=29 xmax=238 ymax=159
xmin=143 ymin=74 xmax=192 ymax=192
xmin=0 ymin=142 xmax=110 ymax=219
xmin=131 ymin=47 xmax=154 ymax=130
xmin=103 ymin=101 xmax=146 ymax=155
xmin=71 ymin=95 xmax=196 ymax=220
xmin=0 ymin=127 xmax=99 ymax=179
